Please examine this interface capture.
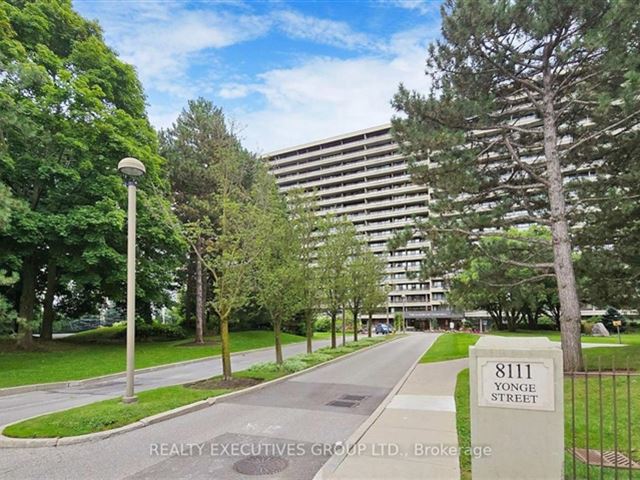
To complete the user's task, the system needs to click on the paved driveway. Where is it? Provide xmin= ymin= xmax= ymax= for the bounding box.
xmin=0 ymin=339 xmax=330 ymax=426
xmin=0 ymin=333 xmax=439 ymax=480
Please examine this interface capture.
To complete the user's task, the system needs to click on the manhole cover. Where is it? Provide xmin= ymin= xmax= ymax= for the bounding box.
xmin=327 ymin=400 xmax=357 ymax=408
xmin=341 ymin=395 xmax=368 ymax=401
xmin=233 ymin=455 xmax=289 ymax=475
xmin=571 ymin=449 xmax=640 ymax=469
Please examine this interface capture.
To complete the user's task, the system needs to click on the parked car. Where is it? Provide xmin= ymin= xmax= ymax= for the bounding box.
xmin=375 ymin=323 xmax=393 ymax=335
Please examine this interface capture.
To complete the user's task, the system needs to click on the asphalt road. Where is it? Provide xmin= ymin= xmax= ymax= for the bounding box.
xmin=0 ymin=333 xmax=439 ymax=480
xmin=0 ymin=338 xmax=331 ymax=427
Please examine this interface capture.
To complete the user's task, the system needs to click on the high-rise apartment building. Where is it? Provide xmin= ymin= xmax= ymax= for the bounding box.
xmin=263 ymin=124 xmax=461 ymax=329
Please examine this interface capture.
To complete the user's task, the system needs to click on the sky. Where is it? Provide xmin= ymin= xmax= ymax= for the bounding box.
xmin=74 ymin=0 xmax=442 ymax=154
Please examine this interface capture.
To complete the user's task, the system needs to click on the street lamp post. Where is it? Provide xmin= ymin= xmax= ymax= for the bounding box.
xmin=401 ymin=294 xmax=407 ymax=333
xmin=118 ymin=157 xmax=146 ymax=404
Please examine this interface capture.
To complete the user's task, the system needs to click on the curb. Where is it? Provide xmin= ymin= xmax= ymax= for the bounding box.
xmin=0 ymin=339 xmax=330 ymax=398
xmin=312 ymin=333 xmax=441 ymax=480
xmin=0 ymin=335 xmax=402 ymax=449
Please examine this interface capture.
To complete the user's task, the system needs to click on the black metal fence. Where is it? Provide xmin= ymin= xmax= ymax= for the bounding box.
xmin=565 ymin=357 xmax=639 ymax=479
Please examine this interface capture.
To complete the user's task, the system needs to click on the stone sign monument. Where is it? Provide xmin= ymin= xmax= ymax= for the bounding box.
xmin=470 ymin=336 xmax=564 ymax=479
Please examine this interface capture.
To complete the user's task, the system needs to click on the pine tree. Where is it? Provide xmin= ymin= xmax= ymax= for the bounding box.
xmin=392 ymin=0 xmax=640 ymax=371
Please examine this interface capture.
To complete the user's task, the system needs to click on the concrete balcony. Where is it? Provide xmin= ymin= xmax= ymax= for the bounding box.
xmin=272 ymin=144 xmax=399 ymax=179
xmin=279 ymin=163 xmax=410 ymax=192
xmin=316 ymin=184 xmax=428 ymax=208
xmin=347 ymin=205 xmax=429 ymax=223
xmin=318 ymin=193 xmax=430 ymax=218
xmin=302 ymin=174 xmax=413 ymax=198
xmin=265 ymin=129 xmax=392 ymax=168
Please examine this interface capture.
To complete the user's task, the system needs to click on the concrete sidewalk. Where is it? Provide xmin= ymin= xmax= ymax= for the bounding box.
xmin=327 ymin=358 xmax=467 ymax=480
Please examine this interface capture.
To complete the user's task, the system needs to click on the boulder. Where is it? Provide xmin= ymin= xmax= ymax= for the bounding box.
xmin=591 ymin=322 xmax=610 ymax=337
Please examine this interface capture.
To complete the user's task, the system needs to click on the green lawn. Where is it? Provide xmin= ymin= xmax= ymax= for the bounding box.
xmin=311 ymin=331 xmax=333 ymax=340
xmin=454 ymin=368 xmax=472 ymax=480
xmin=491 ymin=330 xmax=640 ymax=346
xmin=0 ymin=329 xmax=311 ymax=389
xmin=3 ymin=335 xmax=391 ymax=439
xmin=420 ymin=332 xmax=480 ymax=363
xmin=491 ymin=329 xmax=640 ymax=371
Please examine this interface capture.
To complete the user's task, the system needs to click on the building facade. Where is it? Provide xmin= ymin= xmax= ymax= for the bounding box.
xmin=263 ymin=124 xmax=457 ymax=328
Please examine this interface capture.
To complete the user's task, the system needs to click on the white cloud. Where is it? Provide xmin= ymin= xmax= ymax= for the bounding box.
xmin=77 ymin=2 xmax=267 ymax=96
xmin=227 ymin=27 xmax=436 ymax=153
xmin=273 ymin=10 xmax=377 ymax=51
xmin=386 ymin=0 xmax=440 ymax=16
xmin=74 ymin=1 xmax=439 ymax=151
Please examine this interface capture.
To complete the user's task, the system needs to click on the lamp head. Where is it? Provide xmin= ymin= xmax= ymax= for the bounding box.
xmin=118 ymin=157 xmax=146 ymax=177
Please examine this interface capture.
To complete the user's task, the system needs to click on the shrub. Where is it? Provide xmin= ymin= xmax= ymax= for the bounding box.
xmin=534 ymin=316 xmax=558 ymax=331
xmin=581 ymin=321 xmax=594 ymax=335
xmin=314 ymin=315 xmax=332 ymax=332
xmin=600 ymin=307 xmax=627 ymax=333
xmin=246 ymin=358 xmax=307 ymax=376
xmin=300 ymin=352 xmax=333 ymax=365
xmin=113 ymin=322 xmax=186 ymax=341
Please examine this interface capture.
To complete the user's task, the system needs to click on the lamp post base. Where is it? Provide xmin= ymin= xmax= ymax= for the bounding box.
xmin=122 ymin=395 xmax=138 ymax=404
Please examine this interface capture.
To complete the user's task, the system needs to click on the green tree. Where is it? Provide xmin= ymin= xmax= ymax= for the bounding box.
xmin=251 ymin=172 xmax=304 ymax=364
xmin=0 ymin=0 xmax=184 ymax=343
xmin=360 ymin=253 xmax=388 ymax=338
xmin=392 ymin=0 xmax=640 ymax=371
xmin=576 ymin=153 xmax=640 ymax=310
xmin=345 ymin=245 xmax=387 ymax=342
xmin=0 ymin=183 xmax=21 ymax=335
xmin=600 ymin=306 xmax=626 ymax=333
xmin=447 ymin=228 xmax=557 ymax=332
xmin=195 ymin=144 xmax=255 ymax=380
xmin=160 ymin=99 xmax=238 ymax=343
xmin=317 ymin=216 xmax=357 ymax=348
xmin=288 ymin=190 xmax=320 ymax=354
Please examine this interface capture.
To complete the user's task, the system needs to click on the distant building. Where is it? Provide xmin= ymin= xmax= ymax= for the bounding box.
xmin=263 ymin=124 xmax=459 ymax=329
xmin=264 ymin=124 xmax=637 ymax=330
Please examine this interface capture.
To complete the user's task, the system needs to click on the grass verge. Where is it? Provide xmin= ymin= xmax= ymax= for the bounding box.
xmin=2 ymin=335 xmax=392 ymax=439
xmin=2 ymin=385 xmax=230 ymax=439
xmin=0 ymin=330 xmax=313 ymax=389
xmin=454 ymin=368 xmax=472 ymax=480
xmin=420 ymin=332 xmax=480 ymax=363
xmin=490 ymin=331 xmax=640 ymax=346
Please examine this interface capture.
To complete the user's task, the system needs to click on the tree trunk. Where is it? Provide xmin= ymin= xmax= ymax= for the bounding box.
xmin=542 ymin=66 xmax=584 ymax=372
xmin=341 ymin=309 xmax=346 ymax=346
xmin=18 ymin=257 xmax=36 ymax=321
xmin=41 ymin=259 xmax=57 ymax=341
xmin=17 ymin=257 xmax=36 ymax=349
xmin=368 ymin=313 xmax=372 ymax=337
xmin=220 ymin=313 xmax=232 ymax=380
xmin=194 ymin=240 xmax=204 ymax=344
xmin=274 ymin=319 xmax=283 ymax=364
xmin=305 ymin=310 xmax=313 ymax=354
xmin=185 ymin=251 xmax=197 ymax=329
xmin=330 ymin=312 xmax=336 ymax=349
xmin=506 ymin=311 xmax=517 ymax=332
xmin=487 ymin=305 xmax=505 ymax=331
xmin=353 ymin=310 xmax=358 ymax=342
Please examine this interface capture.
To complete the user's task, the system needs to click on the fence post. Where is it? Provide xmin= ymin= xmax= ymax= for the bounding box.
xmin=469 ymin=336 xmax=564 ymax=479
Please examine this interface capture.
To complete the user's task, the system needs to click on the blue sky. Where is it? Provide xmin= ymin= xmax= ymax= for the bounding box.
xmin=74 ymin=1 xmax=442 ymax=153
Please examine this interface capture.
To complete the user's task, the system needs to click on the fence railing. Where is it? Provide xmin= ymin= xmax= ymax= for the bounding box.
xmin=565 ymin=357 xmax=639 ymax=479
